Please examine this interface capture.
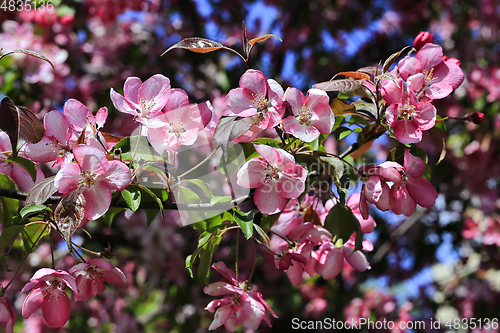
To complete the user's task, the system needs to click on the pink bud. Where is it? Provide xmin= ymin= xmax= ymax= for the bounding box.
xmin=467 ymin=112 xmax=485 ymax=124
xmin=413 ymin=31 xmax=433 ymax=51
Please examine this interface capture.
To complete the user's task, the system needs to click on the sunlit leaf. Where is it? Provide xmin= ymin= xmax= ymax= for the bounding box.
xmin=26 ymin=176 xmax=57 ymax=206
xmin=249 ymin=34 xmax=283 ymax=45
xmin=5 ymin=156 xmax=37 ymax=182
xmin=429 ymin=127 xmax=446 ymax=165
xmin=214 ymin=115 xmax=261 ymax=151
xmin=320 ymin=156 xmax=344 ymax=183
xmin=233 ymin=208 xmax=257 ymax=240
xmin=0 ymin=174 xmax=19 ymax=228
xmin=333 ymin=71 xmax=370 ymax=81
xmin=313 ymin=79 xmax=364 ymax=92
xmin=0 ymin=49 xmax=55 ymax=69
xmin=162 ymin=37 xmax=239 ymax=56
xmin=54 ymin=190 xmax=86 ymax=254
xmin=382 ymin=46 xmax=409 ymax=73
xmin=122 ymin=186 xmax=142 ymax=212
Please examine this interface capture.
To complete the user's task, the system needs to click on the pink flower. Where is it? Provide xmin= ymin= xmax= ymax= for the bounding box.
xmin=54 ymin=144 xmax=132 ymax=221
xmin=24 ymin=110 xmax=75 ymax=166
xmin=204 ymin=262 xmax=278 ymax=331
xmin=22 ymin=268 xmax=77 ymax=328
xmin=382 ymin=79 xmax=436 ymax=144
xmin=398 ymin=43 xmax=464 ymax=100
xmin=70 ymin=258 xmax=127 ymax=301
xmin=147 ymin=102 xmax=213 ymax=153
xmin=483 ymin=218 xmax=500 ymax=246
xmin=226 ymin=69 xmax=285 ymax=134
xmin=282 ymin=88 xmax=335 ymax=142
xmin=358 ymin=164 xmax=401 ymax=218
xmin=342 ymin=238 xmax=372 ymax=271
xmin=413 ymin=31 xmax=433 ymax=51
xmin=110 ymin=74 xmax=171 ymax=123
xmin=346 ymin=193 xmax=377 ymax=234
xmin=0 ymin=296 xmax=15 ymax=333
xmin=237 ymin=145 xmax=307 ymax=214
xmin=314 ymin=242 xmax=344 ymax=279
xmin=390 ymin=149 xmax=438 ymax=216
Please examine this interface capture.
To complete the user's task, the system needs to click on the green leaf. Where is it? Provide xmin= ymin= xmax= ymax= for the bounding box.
xmin=254 ymin=224 xmax=270 ymax=247
xmin=6 ymin=156 xmax=37 ymax=182
xmin=197 ymin=229 xmax=222 ymax=284
xmin=332 ymin=115 xmax=346 ymax=131
xmin=19 ymin=204 xmax=49 ymax=219
xmin=98 ymin=207 xmax=126 ymax=228
xmin=324 ymin=204 xmax=355 ymax=244
xmin=121 ymin=186 xmax=142 ymax=212
xmin=320 ymin=156 xmax=344 ymax=183
xmin=183 ymin=179 xmax=213 ymax=198
xmin=210 ymin=196 xmax=232 ymax=205
xmin=185 ymin=254 xmax=194 ymax=278
xmin=0 ymin=173 xmax=19 ymax=229
xmin=137 ymin=184 xmax=164 ymax=221
xmin=20 ymin=223 xmax=49 ymax=255
xmin=260 ymin=212 xmax=281 ymax=230
xmin=0 ymin=225 xmax=24 ymax=253
xmin=233 ymin=208 xmax=257 ymax=240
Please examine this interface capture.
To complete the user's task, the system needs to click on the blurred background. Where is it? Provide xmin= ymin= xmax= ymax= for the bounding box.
xmin=1 ymin=0 xmax=499 ymax=331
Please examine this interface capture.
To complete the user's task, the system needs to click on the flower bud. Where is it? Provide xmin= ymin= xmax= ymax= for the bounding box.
xmin=413 ymin=31 xmax=433 ymax=51
xmin=468 ymin=112 xmax=485 ymax=124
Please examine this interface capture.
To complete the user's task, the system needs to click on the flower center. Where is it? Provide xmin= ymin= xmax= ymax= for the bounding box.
xmin=398 ymin=103 xmax=416 ymax=120
xmin=423 ymin=68 xmax=438 ymax=86
xmin=168 ymin=120 xmax=186 ymax=138
xmin=252 ymin=94 xmax=270 ymax=115
xmin=138 ymin=96 xmax=156 ymax=117
xmin=265 ymin=164 xmax=281 ymax=182
xmin=79 ymin=171 xmax=97 ymax=188
xmin=295 ymin=105 xmax=313 ymax=125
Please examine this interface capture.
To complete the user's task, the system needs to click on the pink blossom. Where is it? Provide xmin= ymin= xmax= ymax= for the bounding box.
xmin=343 ymin=238 xmax=372 ymax=271
xmin=346 ymin=193 xmax=377 ymax=234
xmin=0 ymin=296 xmax=15 ymax=333
xmin=359 ymin=164 xmax=401 ymax=218
xmin=398 ymin=43 xmax=464 ymax=100
xmin=482 ymin=218 xmax=500 ymax=246
xmin=390 ymin=149 xmax=438 ymax=216
xmin=226 ymin=69 xmax=285 ymax=134
xmin=382 ymin=79 xmax=436 ymax=144
xmin=147 ymin=102 xmax=213 ymax=153
xmin=237 ymin=145 xmax=307 ymax=214
xmin=110 ymin=74 xmax=171 ymax=123
xmin=204 ymin=262 xmax=278 ymax=331
xmin=282 ymin=88 xmax=335 ymax=142
xmin=314 ymin=242 xmax=344 ymax=279
xmin=70 ymin=258 xmax=127 ymax=301
xmin=54 ymin=144 xmax=132 ymax=221
xmin=22 ymin=268 xmax=77 ymax=328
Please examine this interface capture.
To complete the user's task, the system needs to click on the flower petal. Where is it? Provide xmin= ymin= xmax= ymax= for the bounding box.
xmin=41 ymin=288 xmax=71 ymax=328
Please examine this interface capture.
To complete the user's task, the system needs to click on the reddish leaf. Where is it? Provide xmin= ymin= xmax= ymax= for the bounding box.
xmin=54 ymin=190 xmax=86 ymax=253
xmin=162 ymin=37 xmax=233 ymax=55
xmin=101 ymin=131 xmax=125 ymax=143
xmin=313 ymin=79 xmax=364 ymax=92
xmin=249 ymin=34 xmax=283 ymax=45
xmin=213 ymin=115 xmax=261 ymax=151
xmin=26 ymin=176 xmax=58 ymax=206
xmin=382 ymin=46 xmax=409 ymax=73
xmin=333 ymin=71 xmax=370 ymax=81
xmin=0 ymin=97 xmax=45 ymax=153
xmin=0 ymin=49 xmax=55 ymax=69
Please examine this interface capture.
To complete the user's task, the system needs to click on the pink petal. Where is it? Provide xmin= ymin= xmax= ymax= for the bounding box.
xmin=163 ymin=88 xmax=189 ymax=112
xmin=381 ymin=79 xmax=404 ymax=105
xmin=22 ymin=284 xmax=45 ymax=319
xmin=54 ymin=163 xmax=81 ymax=193
xmin=205 ymin=298 xmax=233 ymax=313
xmin=248 ymin=291 xmax=278 ymax=318
xmin=310 ymin=104 xmax=335 ymax=134
xmin=97 ymin=160 xmax=132 ymax=191
xmin=254 ymin=182 xmax=288 ymax=215
xmin=406 ymin=177 xmax=438 ymax=208
xmin=73 ymin=145 xmax=108 ymax=174
xmin=286 ymin=122 xmax=321 ymax=142
xmin=315 ymin=243 xmax=343 ymax=279
xmin=204 ymin=282 xmax=241 ymax=296
xmin=398 ymin=56 xmax=422 ymax=81
xmin=212 ymin=261 xmax=238 ymax=285
xmin=286 ymin=261 xmax=304 ymax=286
xmin=416 ymin=43 xmax=444 ymax=72
xmin=385 ymin=104 xmax=398 ymax=127
xmin=283 ymin=87 xmax=305 ymax=112
xmin=209 ymin=305 xmax=234 ymax=330
xmin=359 ymin=186 xmax=370 ymax=220
xmin=425 ymin=81 xmax=453 ymax=100
xmin=393 ymin=119 xmax=422 ymax=144
xmin=301 ymin=227 xmax=333 ymax=244
xmin=267 ymin=78 xmax=284 ymax=107
xmin=414 ymin=102 xmax=436 ymax=130
xmin=63 ymin=99 xmax=92 ymax=131
xmin=224 ymin=312 xmax=240 ymax=332
xmin=44 ymin=110 xmax=72 ymax=143
xmin=407 ymin=73 xmax=425 ymax=91
xmin=276 ymin=167 xmax=306 ymax=198
xmin=364 ymin=175 xmax=383 ymax=204
xmin=391 ymin=185 xmax=416 ymax=216
xmin=42 ymin=288 xmax=71 ymax=328
xmin=238 ymin=293 xmax=266 ymax=330
xmin=374 ymin=182 xmax=393 ymax=211
xmin=239 ymin=69 xmax=268 ymax=97
xmin=95 ymin=107 xmax=108 ymax=128
xmin=83 ymin=183 xmax=112 ymax=221
xmin=226 ymin=87 xmax=256 ymax=114
xmin=137 ymin=74 xmax=171 ymax=116
xmin=30 ymin=268 xmax=58 ymax=282
xmin=123 ymin=76 xmax=142 ymax=106
xmin=236 ymin=158 xmax=268 ymax=189
xmin=403 ymin=150 xmax=426 ymax=178
xmin=343 ymin=246 xmax=371 ymax=271
xmin=74 ymin=275 xmax=92 ymax=301
xmin=255 ymin=145 xmax=290 ymax=166
xmin=110 ymin=88 xmax=136 ymax=116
